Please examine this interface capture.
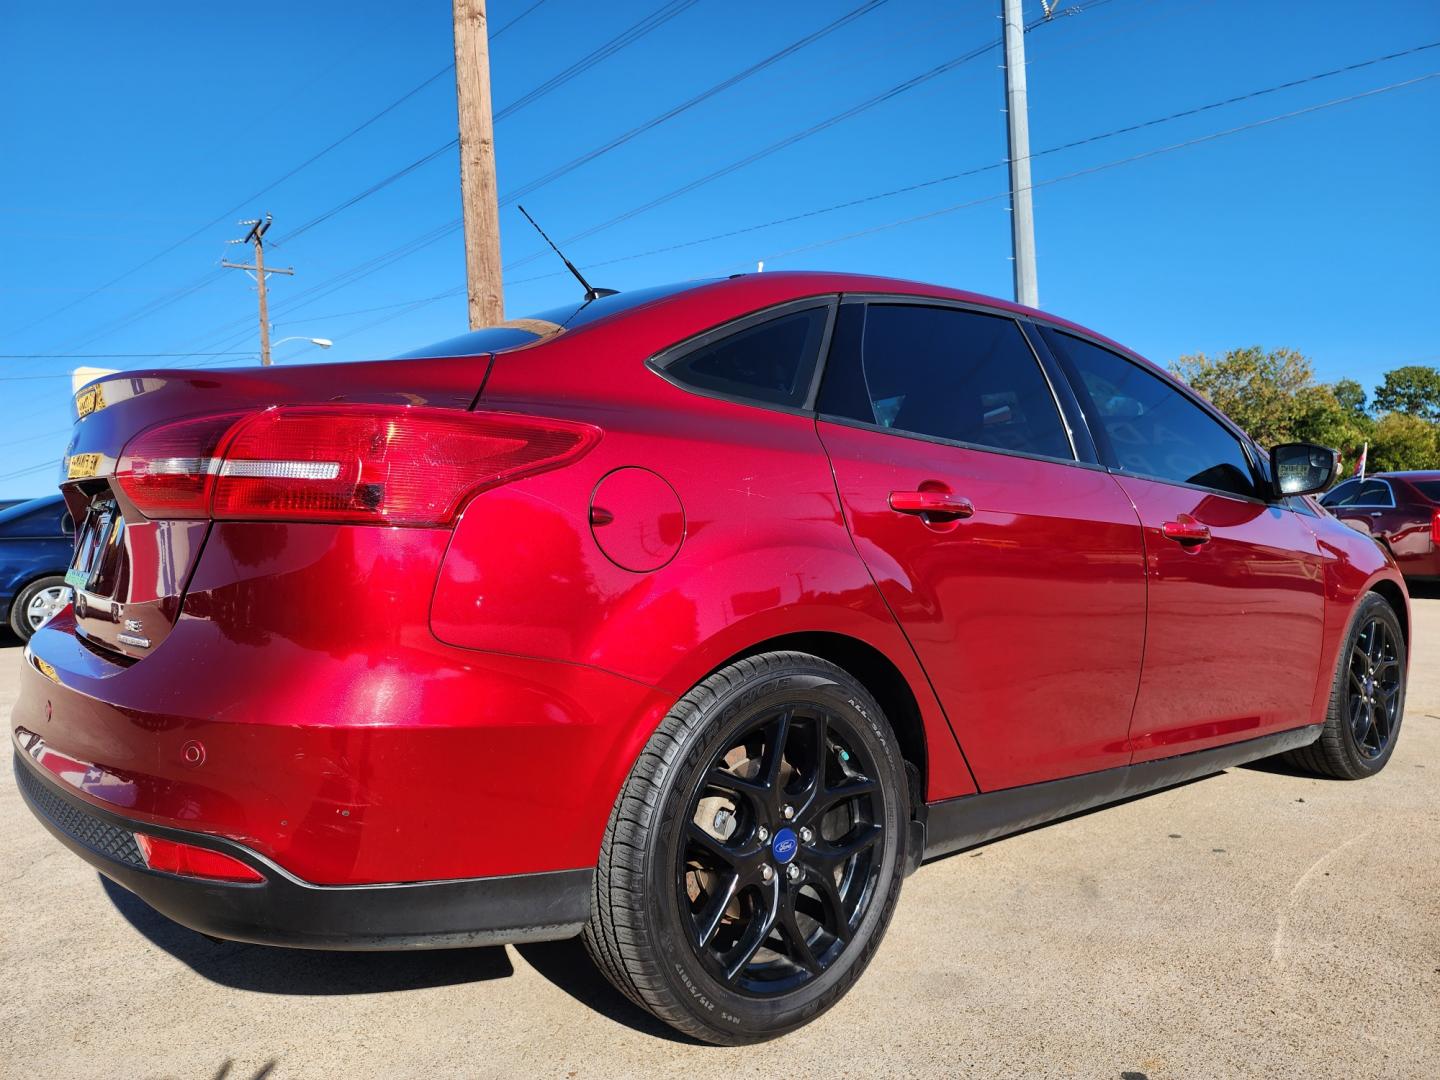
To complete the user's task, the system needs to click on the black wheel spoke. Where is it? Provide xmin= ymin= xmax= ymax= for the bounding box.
xmin=687 ymin=823 xmax=740 ymax=870
xmin=760 ymin=710 xmax=793 ymax=790
xmin=705 ymin=767 xmax=771 ymax=812
xmin=812 ymin=823 xmax=883 ymax=867
xmin=777 ymin=894 xmax=822 ymax=975
xmin=805 ymin=776 xmax=879 ymax=823
xmin=694 ymin=872 xmax=740 ymax=948
xmin=724 ymin=883 xmax=779 ymax=982
xmin=809 ymin=870 xmax=853 ymax=944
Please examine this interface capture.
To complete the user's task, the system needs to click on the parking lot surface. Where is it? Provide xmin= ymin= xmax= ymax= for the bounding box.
xmin=2 ymin=595 xmax=1437 ymax=1080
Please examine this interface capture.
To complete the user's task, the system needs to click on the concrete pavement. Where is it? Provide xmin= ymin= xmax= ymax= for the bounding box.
xmin=1 ymin=595 xmax=1437 ymax=1079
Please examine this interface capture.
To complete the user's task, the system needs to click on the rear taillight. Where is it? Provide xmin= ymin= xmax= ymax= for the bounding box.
xmin=134 ymin=834 xmax=264 ymax=883
xmin=115 ymin=406 xmax=599 ymax=525
xmin=1432 ymin=509 xmax=1440 ymax=545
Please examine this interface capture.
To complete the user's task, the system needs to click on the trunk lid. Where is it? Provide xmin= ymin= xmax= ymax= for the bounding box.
xmin=61 ymin=356 xmax=490 ymax=659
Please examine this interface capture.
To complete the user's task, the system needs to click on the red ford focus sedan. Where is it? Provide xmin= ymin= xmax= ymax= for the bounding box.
xmin=12 ymin=272 xmax=1409 ymax=1043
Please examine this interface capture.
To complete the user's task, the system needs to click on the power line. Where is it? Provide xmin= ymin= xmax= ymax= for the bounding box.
xmin=503 ymin=2 xmax=1104 ymax=271
xmin=748 ymin=70 xmax=1440 ymax=266
xmin=523 ymin=39 xmax=1440 ymax=277
xmin=0 ymin=352 xmax=253 ymax=359
xmin=499 ymin=0 xmax=895 ymax=206
xmin=491 ymin=0 xmax=551 ymax=39
xmin=493 ymin=0 xmax=702 ymax=124
xmin=23 ymin=0 xmax=695 ymax=359
xmin=8 ymin=65 xmax=456 ymax=345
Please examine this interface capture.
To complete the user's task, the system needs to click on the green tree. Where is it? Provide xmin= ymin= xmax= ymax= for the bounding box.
xmin=1172 ymin=346 xmax=1314 ymax=445
xmin=1372 ymin=365 xmax=1440 ymax=421
xmin=1367 ymin=412 xmax=1439 ymax=472
xmin=1331 ymin=378 xmax=1368 ymax=418
xmin=1171 ymin=347 xmax=1371 ymax=462
xmin=1291 ymin=384 xmax=1369 ymax=455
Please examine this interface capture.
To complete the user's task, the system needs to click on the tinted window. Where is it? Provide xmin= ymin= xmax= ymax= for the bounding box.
xmin=1412 ymin=480 xmax=1440 ymax=502
xmin=819 ymin=304 xmax=1072 ymax=459
xmin=1354 ymin=480 xmax=1395 ymax=506
xmin=1320 ymin=479 xmax=1361 ymax=506
xmin=1047 ymin=331 xmax=1260 ymax=499
xmin=663 ymin=307 xmax=828 ymax=408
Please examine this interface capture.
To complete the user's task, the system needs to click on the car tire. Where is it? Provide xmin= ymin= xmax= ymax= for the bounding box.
xmin=8 ymin=575 xmax=71 ymax=642
xmin=583 ymin=651 xmax=910 ymax=1044
xmin=1284 ymin=592 xmax=1406 ymax=780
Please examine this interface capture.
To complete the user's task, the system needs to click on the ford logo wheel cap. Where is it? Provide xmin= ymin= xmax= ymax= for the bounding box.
xmin=771 ymin=827 xmax=799 ymax=864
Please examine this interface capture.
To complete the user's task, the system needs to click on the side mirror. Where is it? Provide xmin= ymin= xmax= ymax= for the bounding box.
xmin=1270 ymin=443 xmax=1338 ymax=497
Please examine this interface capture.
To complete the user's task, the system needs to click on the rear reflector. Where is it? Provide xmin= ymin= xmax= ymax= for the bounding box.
xmin=115 ymin=405 xmax=599 ymax=525
xmin=134 ymin=834 xmax=265 ymax=883
xmin=1432 ymin=509 xmax=1439 ymax=545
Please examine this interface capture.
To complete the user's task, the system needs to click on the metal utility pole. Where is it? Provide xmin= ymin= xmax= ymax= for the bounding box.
xmin=221 ymin=214 xmax=294 ymax=366
xmin=452 ymin=0 xmax=504 ymax=329
xmin=1001 ymin=0 xmax=1039 ymax=309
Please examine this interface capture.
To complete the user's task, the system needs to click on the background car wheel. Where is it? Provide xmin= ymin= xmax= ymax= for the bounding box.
xmin=1284 ymin=592 xmax=1406 ymax=780
xmin=9 ymin=575 xmax=71 ymax=642
xmin=584 ymin=651 xmax=909 ymax=1044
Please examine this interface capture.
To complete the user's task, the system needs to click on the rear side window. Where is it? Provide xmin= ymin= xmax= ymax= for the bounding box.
xmin=1412 ymin=480 xmax=1440 ymax=502
xmin=660 ymin=307 xmax=829 ymax=408
xmin=818 ymin=304 xmax=1072 ymax=460
xmin=1045 ymin=330 xmax=1261 ymax=499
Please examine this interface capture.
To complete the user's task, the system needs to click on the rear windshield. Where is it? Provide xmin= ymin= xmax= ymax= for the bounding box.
xmin=1412 ymin=480 xmax=1440 ymax=501
xmin=395 ymin=281 xmax=710 ymax=359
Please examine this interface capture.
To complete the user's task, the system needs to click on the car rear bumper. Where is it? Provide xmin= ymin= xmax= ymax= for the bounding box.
xmin=15 ymin=750 xmax=591 ymax=950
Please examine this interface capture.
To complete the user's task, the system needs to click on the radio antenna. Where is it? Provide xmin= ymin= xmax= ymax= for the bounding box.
xmin=517 ymin=206 xmax=617 ymax=302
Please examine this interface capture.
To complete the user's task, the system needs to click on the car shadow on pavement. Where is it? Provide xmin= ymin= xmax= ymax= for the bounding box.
xmin=515 ymin=938 xmax=705 ymax=1044
xmin=100 ymin=875 xmax=515 ymax=994
xmin=100 ymin=875 xmax=699 ymax=1039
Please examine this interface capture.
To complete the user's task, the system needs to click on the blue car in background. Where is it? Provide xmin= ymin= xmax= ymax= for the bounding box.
xmin=1 ymin=494 xmax=74 ymax=641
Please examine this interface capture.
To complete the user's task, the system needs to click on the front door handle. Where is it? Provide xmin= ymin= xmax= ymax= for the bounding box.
xmin=1162 ymin=519 xmax=1211 ymax=545
xmin=889 ymin=490 xmax=975 ymax=520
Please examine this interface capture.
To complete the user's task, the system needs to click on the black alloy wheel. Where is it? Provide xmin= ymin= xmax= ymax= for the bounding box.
xmin=584 ymin=651 xmax=908 ymax=1044
xmin=1346 ymin=615 xmax=1402 ymax=759
xmin=679 ymin=703 xmax=884 ymax=996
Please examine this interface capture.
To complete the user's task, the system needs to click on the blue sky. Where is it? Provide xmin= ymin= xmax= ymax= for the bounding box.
xmin=2 ymin=0 xmax=1437 ymax=497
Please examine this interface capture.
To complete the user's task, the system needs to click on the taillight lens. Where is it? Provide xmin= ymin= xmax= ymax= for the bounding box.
xmin=115 ymin=406 xmax=599 ymax=525
xmin=134 ymin=834 xmax=264 ymax=883
xmin=114 ymin=411 xmax=247 ymax=518
xmin=1432 ymin=509 xmax=1440 ymax=545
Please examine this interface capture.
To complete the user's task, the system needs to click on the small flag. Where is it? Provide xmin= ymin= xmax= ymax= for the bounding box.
xmin=1354 ymin=442 xmax=1368 ymax=479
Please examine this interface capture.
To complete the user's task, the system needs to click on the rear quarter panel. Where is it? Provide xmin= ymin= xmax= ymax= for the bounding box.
xmin=432 ymin=307 xmax=977 ymax=802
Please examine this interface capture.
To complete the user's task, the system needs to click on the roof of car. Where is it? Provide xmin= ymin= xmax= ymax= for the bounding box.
xmin=0 ymin=493 xmax=64 ymax=526
xmin=1374 ymin=471 xmax=1440 ymax=480
xmin=399 ymin=271 xmax=1143 ymax=368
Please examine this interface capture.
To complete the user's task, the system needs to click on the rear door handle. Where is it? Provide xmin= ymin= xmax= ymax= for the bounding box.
xmin=888 ymin=490 xmax=975 ymax=520
xmin=1369 ymin=511 xmax=1383 ymax=518
xmin=1162 ymin=519 xmax=1211 ymax=545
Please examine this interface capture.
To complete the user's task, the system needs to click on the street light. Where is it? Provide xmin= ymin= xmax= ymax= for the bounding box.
xmin=272 ymin=336 xmax=333 ymax=350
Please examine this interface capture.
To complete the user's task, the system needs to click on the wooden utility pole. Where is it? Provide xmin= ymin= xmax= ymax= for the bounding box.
xmin=452 ymin=0 xmax=504 ymax=328
xmin=221 ymin=214 xmax=294 ymax=366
